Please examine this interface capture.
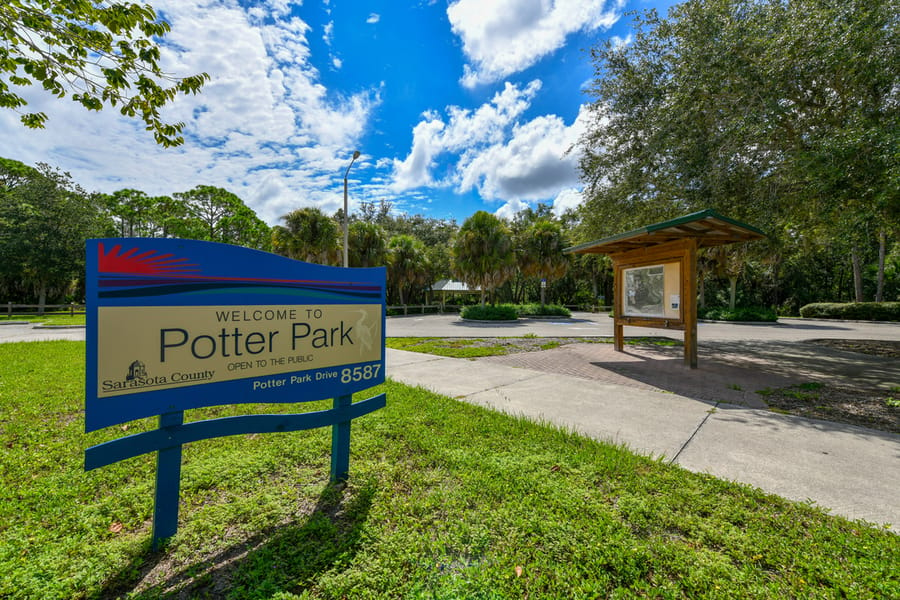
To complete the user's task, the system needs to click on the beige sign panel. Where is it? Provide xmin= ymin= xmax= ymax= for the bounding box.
xmin=97 ymin=304 xmax=382 ymax=398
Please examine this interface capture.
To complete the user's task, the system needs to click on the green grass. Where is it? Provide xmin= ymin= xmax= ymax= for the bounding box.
xmin=757 ymin=382 xmax=824 ymax=402
xmin=2 ymin=342 xmax=898 ymax=599
xmin=385 ymin=337 xmax=506 ymax=358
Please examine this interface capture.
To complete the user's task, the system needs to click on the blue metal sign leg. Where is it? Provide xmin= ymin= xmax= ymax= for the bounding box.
xmin=152 ymin=410 xmax=184 ymax=551
xmin=330 ymin=395 xmax=352 ymax=482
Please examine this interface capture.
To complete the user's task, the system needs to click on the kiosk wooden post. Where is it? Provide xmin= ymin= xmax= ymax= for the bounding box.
xmin=684 ymin=239 xmax=698 ymax=368
xmin=567 ymin=210 xmax=764 ymax=369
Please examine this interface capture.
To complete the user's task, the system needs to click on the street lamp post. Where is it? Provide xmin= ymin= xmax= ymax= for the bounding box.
xmin=343 ymin=150 xmax=361 ymax=268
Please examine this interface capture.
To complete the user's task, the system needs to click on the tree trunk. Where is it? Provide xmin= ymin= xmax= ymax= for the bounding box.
xmin=876 ymin=230 xmax=886 ymax=303
xmin=851 ymin=245 xmax=864 ymax=302
xmin=38 ymin=284 xmax=47 ymax=315
xmin=699 ymin=275 xmax=706 ymax=310
xmin=728 ymin=277 xmax=737 ymax=310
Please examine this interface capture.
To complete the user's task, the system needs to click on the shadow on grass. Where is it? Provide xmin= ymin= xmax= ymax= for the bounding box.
xmin=96 ymin=480 xmax=375 ymax=599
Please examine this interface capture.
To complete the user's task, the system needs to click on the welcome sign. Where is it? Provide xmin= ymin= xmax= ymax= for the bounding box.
xmin=84 ymin=239 xmax=387 ymax=549
xmin=85 ymin=239 xmax=385 ymax=432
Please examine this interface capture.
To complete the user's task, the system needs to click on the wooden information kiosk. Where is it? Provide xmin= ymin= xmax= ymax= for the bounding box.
xmin=565 ymin=210 xmax=764 ymax=368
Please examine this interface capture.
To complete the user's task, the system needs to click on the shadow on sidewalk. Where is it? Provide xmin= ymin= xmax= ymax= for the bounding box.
xmin=698 ymin=340 xmax=900 ymax=391
xmin=588 ymin=345 xmax=791 ymax=409
xmin=482 ymin=339 xmax=899 ymax=411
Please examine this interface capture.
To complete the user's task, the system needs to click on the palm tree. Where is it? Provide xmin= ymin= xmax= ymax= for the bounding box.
xmin=348 ymin=221 xmax=388 ymax=267
xmin=272 ymin=207 xmax=340 ymax=264
xmin=519 ymin=219 xmax=569 ymax=307
xmin=452 ymin=211 xmax=516 ymax=306
xmin=388 ymin=234 xmax=429 ymax=305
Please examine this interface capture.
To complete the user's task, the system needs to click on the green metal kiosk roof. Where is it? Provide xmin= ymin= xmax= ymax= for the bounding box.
xmin=564 ymin=209 xmax=765 ymax=255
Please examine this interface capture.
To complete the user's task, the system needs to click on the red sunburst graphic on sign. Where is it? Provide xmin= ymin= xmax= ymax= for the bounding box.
xmin=98 ymin=243 xmax=200 ymax=275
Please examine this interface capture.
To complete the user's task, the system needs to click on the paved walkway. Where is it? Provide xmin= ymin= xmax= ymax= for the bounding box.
xmin=386 ymin=311 xmax=900 ymax=342
xmin=386 ymin=315 xmax=900 ymax=532
xmin=0 ymin=322 xmax=86 ymax=343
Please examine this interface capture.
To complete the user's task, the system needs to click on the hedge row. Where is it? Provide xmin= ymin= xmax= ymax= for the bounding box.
xmin=515 ymin=303 xmax=571 ymax=317
xmin=460 ymin=304 xmax=572 ymax=320
xmin=698 ymin=306 xmax=778 ymax=322
xmin=799 ymin=302 xmax=900 ymax=321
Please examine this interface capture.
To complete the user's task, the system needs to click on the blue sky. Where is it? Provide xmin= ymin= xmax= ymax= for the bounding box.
xmin=3 ymin=0 xmax=677 ymax=226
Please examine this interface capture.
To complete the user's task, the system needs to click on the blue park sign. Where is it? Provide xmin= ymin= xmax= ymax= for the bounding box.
xmin=84 ymin=238 xmax=386 ymax=548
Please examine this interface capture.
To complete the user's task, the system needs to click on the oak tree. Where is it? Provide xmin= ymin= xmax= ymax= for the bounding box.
xmin=1 ymin=1 xmax=208 ymax=146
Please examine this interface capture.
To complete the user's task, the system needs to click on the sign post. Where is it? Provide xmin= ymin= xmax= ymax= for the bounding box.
xmin=84 ymin=239 xmax=386 ymax=549
xmin=152 ymin=410 xmax=184 ymax=548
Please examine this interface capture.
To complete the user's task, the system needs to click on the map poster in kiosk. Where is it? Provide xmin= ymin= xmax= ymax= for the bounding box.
xmin=622 ymin=262 xmax=682 ymax=320
xmin=85 ymin=238 xmax=386 ymax=432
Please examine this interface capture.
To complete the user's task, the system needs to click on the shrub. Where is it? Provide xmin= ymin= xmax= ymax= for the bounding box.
xmin=799 ymin=302 xmax=900 ymax=321
xmin=699 ymin=306 xmax=778 ymax=322
xmin=515 ymin=304 xmax=571 ymax=317
xmin=460 ymin=304 xmax=518 ymax=320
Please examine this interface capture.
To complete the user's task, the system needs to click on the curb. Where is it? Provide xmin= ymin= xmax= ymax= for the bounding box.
xmin=458 ymin=318 xmax=520 ymax=324
xmin=778 ymin=317 xmax=900 ymax=325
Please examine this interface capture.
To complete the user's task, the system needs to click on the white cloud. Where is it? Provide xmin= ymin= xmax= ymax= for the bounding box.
xmin=551 ymin=188 xmax=584 ymax=215
xmin=2 ymin=1 xmax=380 ymax=225
xmin=390 ymin=118 xmax=447 ymax=191
xmin=610 ymin=34 xmax=632 ymax=49
xmin=332 ymin=57 xmax=343 ymax=69
xmin=457 ymin=111 xmax=583 ymax=201
xmin=458 ymin=103 xmax=589 ymax=201
xmin=367 ymin=13 xmax=381 ymax=24
xmin=391 ymin=80 xmax=541 ymax=191
xmin=448 ymin=0 xmax=624 ymax=87
xmin=494 ymin=198 xmax=531 ymax=220
xmin=391 ymin=85 xmax=589 ymax=207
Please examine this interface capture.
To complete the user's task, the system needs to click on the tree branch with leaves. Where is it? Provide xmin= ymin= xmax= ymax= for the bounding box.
xmin=0 ymin=0 xmax=208 ymax=146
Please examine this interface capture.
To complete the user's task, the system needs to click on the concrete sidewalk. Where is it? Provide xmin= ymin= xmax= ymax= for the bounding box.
xmin=387 ymin=347 xmax=900 ymax=532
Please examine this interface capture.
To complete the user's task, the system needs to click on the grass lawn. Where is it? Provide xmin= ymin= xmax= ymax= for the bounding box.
xmin=1 ymin=341 xmax=897 ymax=599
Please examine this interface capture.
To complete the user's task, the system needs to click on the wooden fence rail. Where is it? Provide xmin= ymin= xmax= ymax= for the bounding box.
xmin=4 ymin=303 xmax=86 ymax=317
xmin=386 ymin=304 xmax=447 ymax=316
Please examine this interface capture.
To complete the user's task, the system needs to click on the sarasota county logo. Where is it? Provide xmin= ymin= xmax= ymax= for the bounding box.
xmin=126 ymin=360 xmax=148 ymax=381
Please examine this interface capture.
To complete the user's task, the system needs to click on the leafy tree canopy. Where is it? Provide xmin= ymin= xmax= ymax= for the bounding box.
xmin=578 ymin=0 xmax=898 ymax=238
xmin=0 ymin=159 xmax=107 ymax=304
xmin=388 ymin=234 xmax=429 ymax=305
xmin=172 ymin=185 xmax=271 ymax=250
xmin=273 ymin=207 xmax=340 ymax=265
xmin=348 ymin=220 xmax=388 ymax=268
xmin=577 ymin=0 xmax=899 ymax=304
xmin=452 ymin=210 xmax=516 ymax=306
xmin=0 ymin=1 xmax=208 ymax=146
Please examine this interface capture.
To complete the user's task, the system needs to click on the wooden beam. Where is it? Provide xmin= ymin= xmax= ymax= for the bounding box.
xmin=614 ymin=263 xmax=624 ymax=351
xmin=684 ymin=238 xmax=698 ymax=368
